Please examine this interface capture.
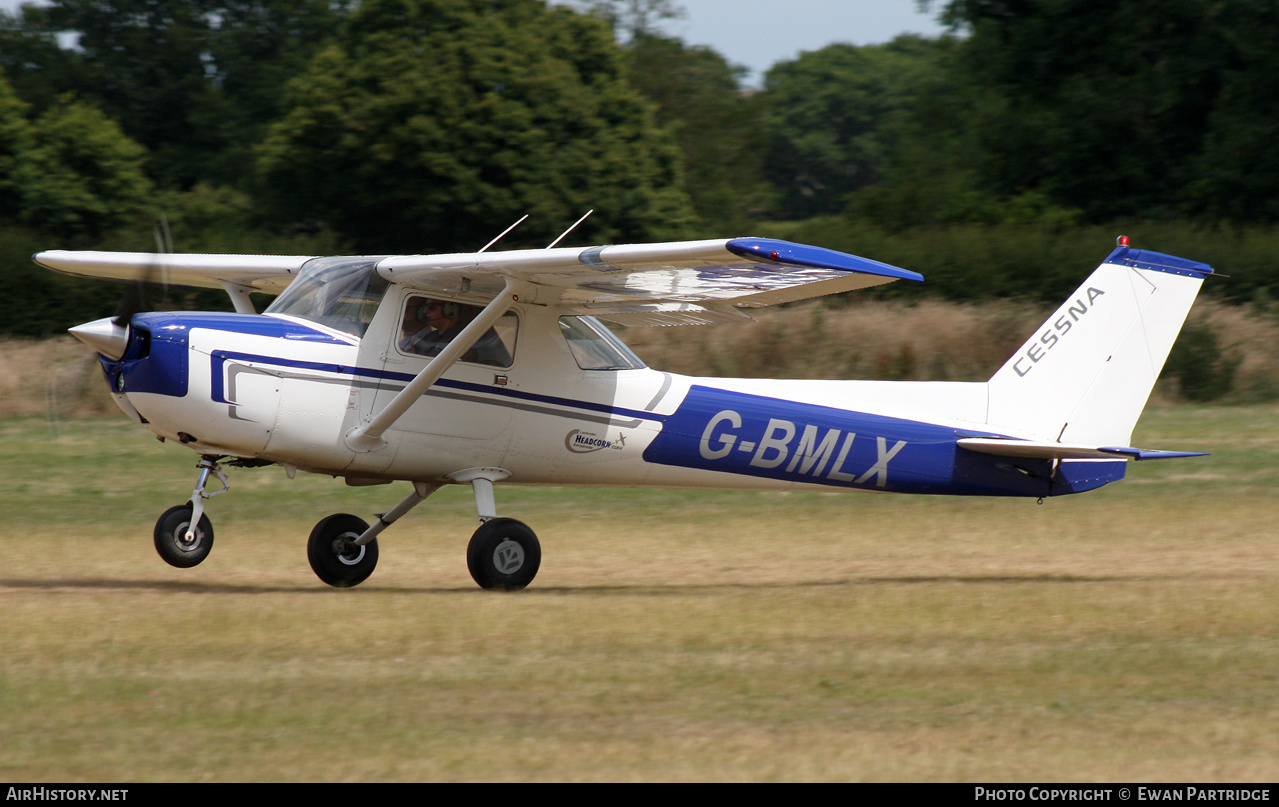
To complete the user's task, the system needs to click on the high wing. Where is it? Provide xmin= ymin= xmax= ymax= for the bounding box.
xmin=34 ymin=237 xmax=922 ymax=326
xmin=32 ymin=250 xmax=312 ymax=294
xmin=377 ymin=237 xmax=923 ymax=325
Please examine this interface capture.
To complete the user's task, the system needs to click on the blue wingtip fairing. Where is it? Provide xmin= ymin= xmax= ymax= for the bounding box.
xmin=1104 ymin=246 xmax=1214 ymax=278
xmin=726 ymin=238 xmax=924 ymax=283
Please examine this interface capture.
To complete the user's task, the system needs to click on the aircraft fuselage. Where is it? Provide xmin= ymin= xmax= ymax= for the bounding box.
xmin=102 ymin=305 xmax=1122 ymax=501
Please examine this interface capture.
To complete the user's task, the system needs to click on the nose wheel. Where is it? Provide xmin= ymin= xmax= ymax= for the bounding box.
xmin=153 ymin=455 xmax=229 ymax=568
xmin=154 ymin=504 xmax=214 ymax=568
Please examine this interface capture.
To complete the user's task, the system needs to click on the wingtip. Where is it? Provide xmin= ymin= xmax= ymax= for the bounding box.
xmin=725 ymin=238 xmax=924 ymax=282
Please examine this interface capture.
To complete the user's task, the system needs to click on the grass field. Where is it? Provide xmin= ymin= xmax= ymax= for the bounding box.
xmin=2 ymin=406 xmax=1277 ymax=781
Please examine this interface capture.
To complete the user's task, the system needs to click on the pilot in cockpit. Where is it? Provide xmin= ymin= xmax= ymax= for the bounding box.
xmin=399 ymin=296 xmax=511 ymax=367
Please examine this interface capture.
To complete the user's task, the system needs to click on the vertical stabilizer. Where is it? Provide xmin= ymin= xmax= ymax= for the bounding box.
xmin=986 ymin=246 xmax=1211 ymax=446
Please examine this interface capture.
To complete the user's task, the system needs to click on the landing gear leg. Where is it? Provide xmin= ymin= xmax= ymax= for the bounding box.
xmin=185 ymin=456 xmax=229 ymax=544
xmin=153 ymin=456 xmax=228 ymax=568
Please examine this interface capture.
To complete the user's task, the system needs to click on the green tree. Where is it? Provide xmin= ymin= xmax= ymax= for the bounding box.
xmin=0 ymin=68 xmax=32 ymax=218
xmin=1182 ymin=1 xmax=1279 ymax=221
xmin=0 ymin=7 xmax=91 ymax=118
xmin=193 ymin=0 xmax=347 ymax=183
xmin=2 ymin=1 xmax=344 ymax=190
xmin=841 ymin=36 xmax=1082 ymax=232
xmin=36 ymin=0 xmax=222 ymax=189
xmin=940 ymin=0 xmax=1240 ymax=221
xmin=1 ymin=70 xmax=152 ymax=241
xmin=760 ymin=36 xmax=948 ymax=219
xmin=14 ymin=98 xmax=153 ymax=241
xmin=258 ymin=0 xmax=697 ymax=253
xmin=622 ymin=32 xmax=769 ymax=233
xmin=574 ymin=0 xmax=683 ymax=42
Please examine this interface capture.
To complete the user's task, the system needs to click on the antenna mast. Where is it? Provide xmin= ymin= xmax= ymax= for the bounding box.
xmin=546 ymin=210 xmax=593 ymax=249
xmin=478 ymin=214 xmax=529 ymax=253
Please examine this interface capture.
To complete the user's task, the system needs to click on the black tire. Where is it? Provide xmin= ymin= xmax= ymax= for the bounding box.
xmin=307 ymin=514 xmax=378 ymax=588
xmin=154 ymin=504 xmax=214 ymax=568
xmin=467 ymin=518 xmax=540 ymax=591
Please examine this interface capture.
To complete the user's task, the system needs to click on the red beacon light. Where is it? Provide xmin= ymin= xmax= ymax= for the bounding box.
xmin=1116 ymin=235 xmax=1130 ymax=247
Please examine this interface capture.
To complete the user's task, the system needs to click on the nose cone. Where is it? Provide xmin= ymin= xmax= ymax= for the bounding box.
xmin=69 ymin=317 xmax=129 ymax=360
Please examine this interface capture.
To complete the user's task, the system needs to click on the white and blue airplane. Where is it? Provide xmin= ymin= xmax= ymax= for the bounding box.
xmin=35 ymin=234 xmax=1210 ymax=589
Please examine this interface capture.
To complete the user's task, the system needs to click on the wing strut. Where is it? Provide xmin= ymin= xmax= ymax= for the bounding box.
xmin=219 ymin=281 xmax=257 ymax=315
xmin=344 ymin=276 xmax=532 ymax=452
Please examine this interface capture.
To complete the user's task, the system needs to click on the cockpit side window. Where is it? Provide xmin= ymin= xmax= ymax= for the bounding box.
xmin=558 ymin=316 xmax=646 ymax=370
xmin=265 ymin=257 xmax=389 ymax=337
xmin=398 ymin=295 xmax=516 ymax=368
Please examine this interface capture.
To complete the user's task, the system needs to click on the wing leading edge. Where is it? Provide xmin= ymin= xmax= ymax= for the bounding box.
xmin=32 ymin=250 xmax=313 ymax=294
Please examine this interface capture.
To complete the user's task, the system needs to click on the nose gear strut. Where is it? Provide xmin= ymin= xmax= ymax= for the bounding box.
xmin=186 ymin=456 xmax=230 ymax=543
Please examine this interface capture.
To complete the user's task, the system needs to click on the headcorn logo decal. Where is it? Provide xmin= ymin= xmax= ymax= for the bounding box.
xmin=565 ymin=429 xmax=626 ymax=453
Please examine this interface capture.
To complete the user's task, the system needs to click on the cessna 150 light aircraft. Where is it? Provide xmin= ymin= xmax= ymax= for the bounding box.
xmin=35 ymin=233 xmax=1211 ymax=590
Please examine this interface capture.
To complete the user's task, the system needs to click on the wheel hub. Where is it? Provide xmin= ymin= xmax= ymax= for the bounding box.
xmin=332 ymin=536 xmax=366 ymax=566
xmin=175 ymin=521 xmax=201 ymax=549
xmin=492 ymin=539 xmax=524 ymax=574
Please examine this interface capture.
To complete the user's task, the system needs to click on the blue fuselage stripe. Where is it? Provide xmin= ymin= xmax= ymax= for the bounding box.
xmin=208 ymin=349 xmax=664 ymax=423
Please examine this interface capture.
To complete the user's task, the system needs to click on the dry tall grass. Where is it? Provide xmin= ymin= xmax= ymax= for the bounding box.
xmin=621 ymin=298 xmax=1048 ymax=381
xmin=0 ymin=336 xmax=116 ymax=418
xmin=621 ymin=297 xmax=1279 ymax=403
xmin=1189 ymin=300 xmax=1279 ymax=400
xmin=6 ymin=298 xmax=1279 ymax=420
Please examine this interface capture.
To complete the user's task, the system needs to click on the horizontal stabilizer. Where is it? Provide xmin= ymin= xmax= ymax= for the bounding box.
xmin=957 ymin=437 xmax=1208 ymax=461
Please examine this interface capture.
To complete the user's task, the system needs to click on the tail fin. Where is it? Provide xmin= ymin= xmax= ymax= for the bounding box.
xmin=986 ymin=244 xmax=1212 ymax=446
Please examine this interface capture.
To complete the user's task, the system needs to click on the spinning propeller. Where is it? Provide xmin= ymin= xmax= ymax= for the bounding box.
xmin=68 ymin=217 xmax=173 ymax=360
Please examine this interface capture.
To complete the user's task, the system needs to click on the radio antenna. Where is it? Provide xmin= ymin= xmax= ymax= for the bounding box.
xmin=478 ymin=214 xmax=529 ymax=253
xmin=546 ymin=210 xmax=593 ymax=249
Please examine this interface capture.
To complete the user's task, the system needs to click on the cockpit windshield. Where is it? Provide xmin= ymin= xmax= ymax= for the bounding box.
xmin=265 ymin=257 xmax=389 ymax=337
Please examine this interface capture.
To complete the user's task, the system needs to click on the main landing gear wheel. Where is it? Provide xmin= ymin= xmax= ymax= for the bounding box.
xmin=154 ymin=503 xmax=214 ymax=568
xmin=467 ymin=518 xmax=540 ymax=591
xmin=307 ymin=513 xmax=379 ymax=588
